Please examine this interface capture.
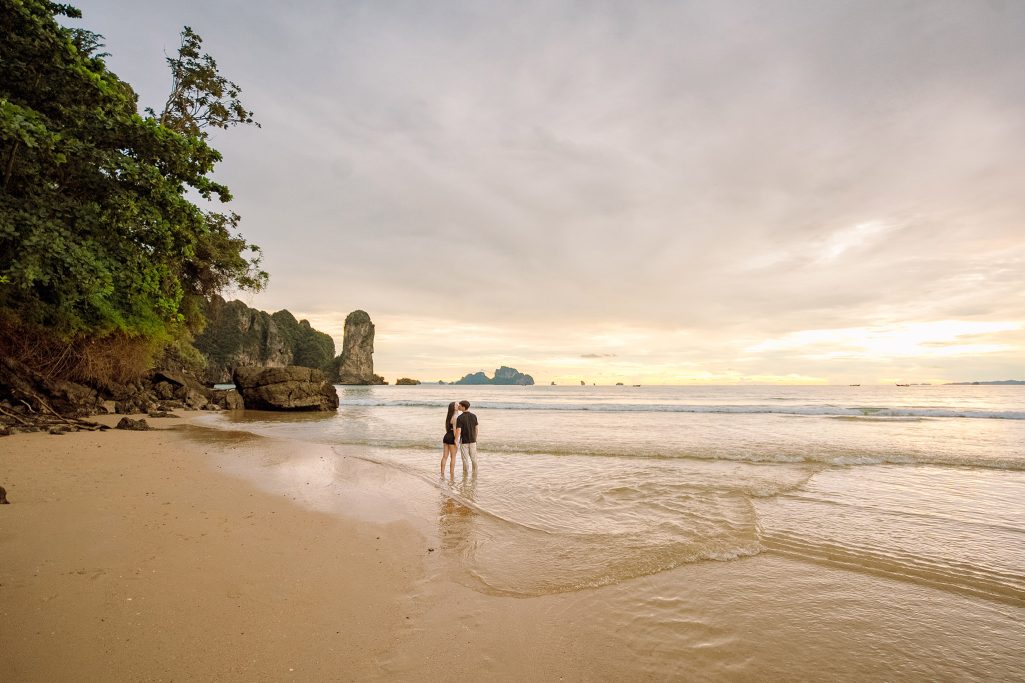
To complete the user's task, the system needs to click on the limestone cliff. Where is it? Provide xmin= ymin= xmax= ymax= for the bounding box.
xmin=193 ymin=296 xmax=335 ymax=384
xmin=331 ymin=310 xmax=385 ymax=384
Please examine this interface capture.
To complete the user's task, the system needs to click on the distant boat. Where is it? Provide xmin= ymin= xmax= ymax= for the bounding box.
xmin=896 ymin=383 xmax=910 ymax=387
xmin=632 ymin=384 xmax=641 ymax=387
xmin=849 ymin=384 xmax=861 ymax=386
xmin=550 ymin=381 xmax=556 ymax=386
xmin=580 ymin=380 xmax=585 ymax=386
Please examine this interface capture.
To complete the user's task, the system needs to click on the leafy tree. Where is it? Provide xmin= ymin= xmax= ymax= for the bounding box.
xmin=0 ymin=0 xmax=266 ymax=382
xmin=152 ymin=26 xmax=259 ymax=139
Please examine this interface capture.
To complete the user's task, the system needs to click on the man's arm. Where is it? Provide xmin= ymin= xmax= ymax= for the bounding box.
xmin=454 ymin=416 xmax=462 ymax=443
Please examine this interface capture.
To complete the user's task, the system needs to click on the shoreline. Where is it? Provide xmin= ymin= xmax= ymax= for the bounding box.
xmin=3 ymin=412 xmax=1024 ymax=681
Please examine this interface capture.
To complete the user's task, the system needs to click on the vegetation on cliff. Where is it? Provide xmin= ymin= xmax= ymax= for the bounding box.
xmin=192 ymin=296 xmax=335 ymax=384
xmin=0 ymin=1 xmax=263 ymax=387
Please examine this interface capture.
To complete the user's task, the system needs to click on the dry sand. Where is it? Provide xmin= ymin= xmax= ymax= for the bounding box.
xmin=0 ymin=415 xmax=426 ymax=681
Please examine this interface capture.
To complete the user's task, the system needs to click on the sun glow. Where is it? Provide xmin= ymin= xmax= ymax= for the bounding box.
xmin=746 ymin=320 xmax=1023 ymax=360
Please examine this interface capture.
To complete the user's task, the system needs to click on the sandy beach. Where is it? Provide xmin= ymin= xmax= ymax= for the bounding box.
xmin=3 ymin=405 xmax=1024 ymax=681
xmin=0 ymin=417 xmax=617 ymax=681
xmin=0 ymin=416 xmax=427 ymax=681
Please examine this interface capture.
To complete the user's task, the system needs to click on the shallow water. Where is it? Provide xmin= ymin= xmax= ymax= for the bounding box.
xmin=198 ymin=384 xmax=1025 ymax=678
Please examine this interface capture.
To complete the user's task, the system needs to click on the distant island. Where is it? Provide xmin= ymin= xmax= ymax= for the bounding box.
xmin=945 ymin=380 xmax=1025 ymax=385
xmin=453 ymin=366 xmax=534 ymax=386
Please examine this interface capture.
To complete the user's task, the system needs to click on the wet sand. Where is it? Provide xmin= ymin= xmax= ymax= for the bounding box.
xmin=3 ymin=415 xmax=1024 ymax=681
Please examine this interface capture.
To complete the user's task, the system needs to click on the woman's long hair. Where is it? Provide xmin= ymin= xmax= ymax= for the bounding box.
xmin=445 ymin=401 xmax=456 ymax=432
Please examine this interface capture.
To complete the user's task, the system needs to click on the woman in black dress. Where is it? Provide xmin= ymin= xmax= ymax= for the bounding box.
xmin=440 ymin=401 xmax=458 ymax=477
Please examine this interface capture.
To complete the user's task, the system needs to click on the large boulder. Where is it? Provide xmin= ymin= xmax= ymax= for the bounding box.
xmin=232 ymin=366 xmax=339 ymax=411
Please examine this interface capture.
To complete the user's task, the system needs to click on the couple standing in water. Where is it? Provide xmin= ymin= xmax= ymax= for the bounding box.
xmin=441 ymin=400 xmax=479 ymax=477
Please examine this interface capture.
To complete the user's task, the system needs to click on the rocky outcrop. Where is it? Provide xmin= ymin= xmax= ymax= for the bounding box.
xmin=0 ymin=355 xmax=222 ymax=434
xmin=193 ymin=296 xmax=335 ymax=384
xmin=232 ymin=366 xmax=339 ymax=411
xmin=395 ymin=378 xmax=420 ymax=385
xmin=454 ymin=366 xmax=534 ymax=386
xmin=331 ymin=310 xmax=382 ymax=385
xmin=0 ymin=356 xmax=104 ymax=418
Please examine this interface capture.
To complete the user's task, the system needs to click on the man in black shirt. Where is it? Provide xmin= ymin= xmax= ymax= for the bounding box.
xmin=454 ymin=400 xmax=479 ymax=474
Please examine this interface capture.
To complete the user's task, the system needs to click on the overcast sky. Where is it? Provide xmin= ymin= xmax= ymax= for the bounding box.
xmin=73 ymin=0 xmax=1024 ymax=383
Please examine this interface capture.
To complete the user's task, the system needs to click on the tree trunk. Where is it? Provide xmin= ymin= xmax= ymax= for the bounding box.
xmin=2 ymin=142 xmax=18 ymax=191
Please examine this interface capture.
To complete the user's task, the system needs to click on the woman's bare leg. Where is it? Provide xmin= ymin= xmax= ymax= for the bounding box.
xmin=442 ymin=444 xmax=457 ymax=476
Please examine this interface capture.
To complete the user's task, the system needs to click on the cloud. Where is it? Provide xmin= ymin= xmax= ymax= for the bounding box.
xmin=74 ymin=0 xmax=1025 ymax=382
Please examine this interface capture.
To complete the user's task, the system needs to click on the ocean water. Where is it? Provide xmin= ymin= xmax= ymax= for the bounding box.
xmin=201 ymin=384 xmax=1025 ymax=678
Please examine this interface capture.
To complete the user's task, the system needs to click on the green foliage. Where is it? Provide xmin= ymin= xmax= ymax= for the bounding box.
xmin=270 ymin=310 xmax=335 ymax=371
xmin=153 ymin=26 xmax=259 ymax=139
xmin=0 ymin=1 xmax=266 ymax=364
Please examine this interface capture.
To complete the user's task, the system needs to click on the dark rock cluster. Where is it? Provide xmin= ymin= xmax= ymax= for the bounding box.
xmin=0 ymin=357 xmax=245 ymax=437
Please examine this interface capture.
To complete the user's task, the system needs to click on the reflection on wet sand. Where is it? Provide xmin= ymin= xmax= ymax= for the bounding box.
xmin=439 ymin=473 xmax=477 ymax=553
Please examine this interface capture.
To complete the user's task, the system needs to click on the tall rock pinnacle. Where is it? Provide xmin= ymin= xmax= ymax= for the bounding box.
xmin=334 ymin=310 xmax=385 ymax=384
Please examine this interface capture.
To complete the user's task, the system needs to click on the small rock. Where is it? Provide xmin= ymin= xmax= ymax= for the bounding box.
xmin=48 ymin=425 xmax=67 ymax=435
xmin=0 ymin=485 xmax=9 ymax=504
xmin=147 ymin=411 xmax=179 ymax=418
xmin=184 ymin=389 xmax=208 ymax=409
xmin=153 ymin=381 xmax=176 ymax=400
xmin=115 ymin=417 xmax=150 ymax=431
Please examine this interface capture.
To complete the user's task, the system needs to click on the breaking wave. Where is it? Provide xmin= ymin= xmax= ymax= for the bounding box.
xmin=338 ymin=398 xmax=1025 ymax=420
